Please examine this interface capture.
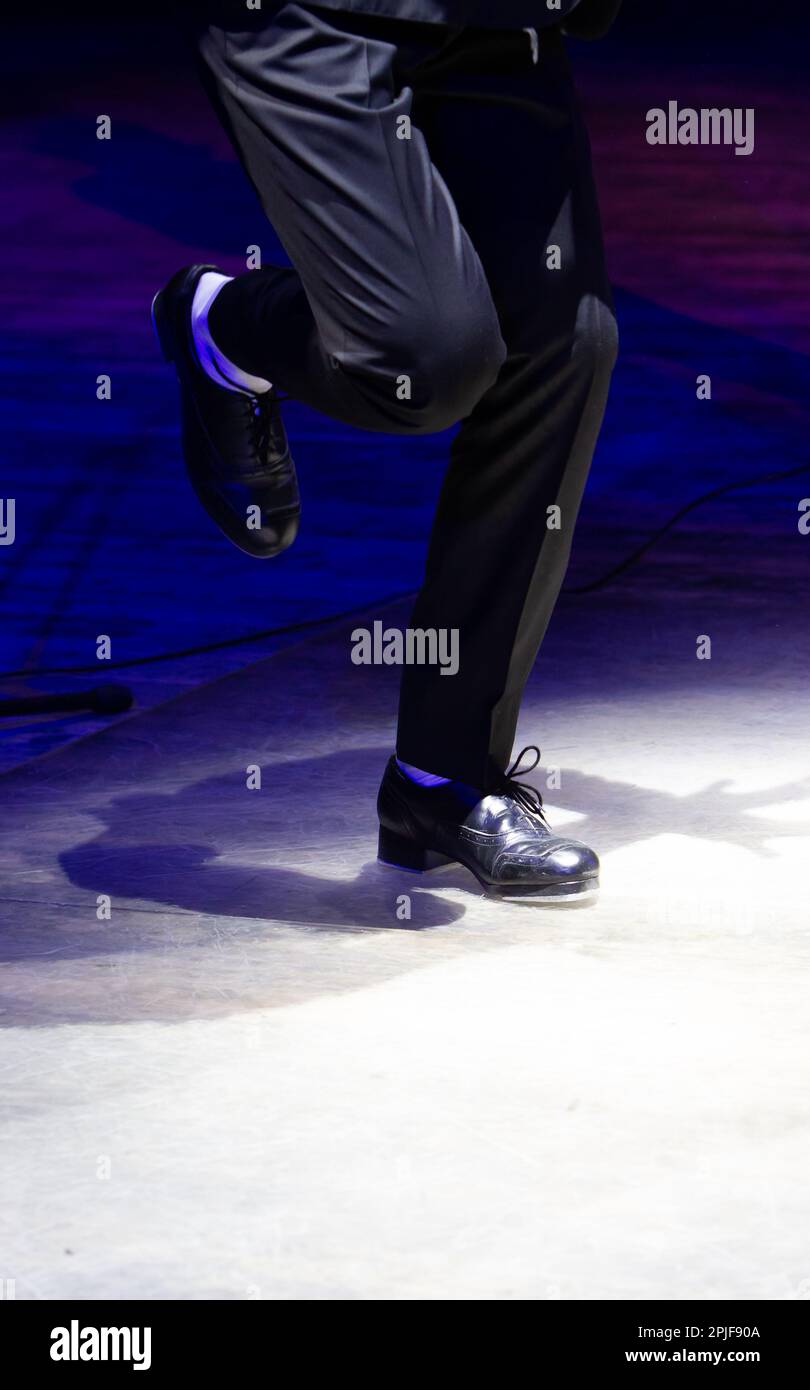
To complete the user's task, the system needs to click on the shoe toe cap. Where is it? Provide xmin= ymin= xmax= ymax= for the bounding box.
xmin=229 ymin=506 xmax=300 ymax=558
xmin=546 ymin=838 xmax=599 ymax=878
xmin=258 ymin=508 xmax=300 ymax=555
xmin=497 ymin=836 xmax=599 ymax=885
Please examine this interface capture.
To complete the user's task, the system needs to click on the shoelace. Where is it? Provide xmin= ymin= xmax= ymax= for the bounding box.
xmin=495 ymin=745 xmax=549 ymax=825
xmin=246 ymin=395 xmax=272 ymax=458
xmin=244 ymin=392 xmax=294 ymax=458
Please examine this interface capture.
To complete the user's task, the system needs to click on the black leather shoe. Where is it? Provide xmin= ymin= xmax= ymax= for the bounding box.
xmin=151 ymin=264 xmax=300 ymax=558
xmin=377 ymin=747 xmax=599 ymax=901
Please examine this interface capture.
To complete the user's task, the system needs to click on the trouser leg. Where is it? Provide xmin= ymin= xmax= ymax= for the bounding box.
xmin=195 ymin=6 xmax=617 ymax=788
xmin=196 ymin=2 xmax=506 ymax=433
xmin=395 ymin=26 xmax=618 ymax=785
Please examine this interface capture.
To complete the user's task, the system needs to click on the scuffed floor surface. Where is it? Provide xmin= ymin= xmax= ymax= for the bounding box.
xmin=1 ymin=574 xmax=809 ymax=1301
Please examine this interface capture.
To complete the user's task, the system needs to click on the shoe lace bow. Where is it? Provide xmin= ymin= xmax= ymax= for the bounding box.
xmin=494 ymin=745 xmax=549 ymax=825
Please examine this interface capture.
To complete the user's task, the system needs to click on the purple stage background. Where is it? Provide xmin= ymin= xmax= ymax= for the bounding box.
xmin=2 ymin=2 xmax=808 ymax=762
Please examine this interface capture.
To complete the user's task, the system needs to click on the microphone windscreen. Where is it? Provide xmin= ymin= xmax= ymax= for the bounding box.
xmin=90 ymin=683 xmax=134 ymax=714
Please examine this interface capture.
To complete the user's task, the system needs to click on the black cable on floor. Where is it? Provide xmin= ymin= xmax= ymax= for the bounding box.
xmin=566 ymin=461 xmax=810 ymax=595
xmin=0 ymin=590 xmax=416 ymax=680
xmin=2 ymin=462 xmax=808 ymax=681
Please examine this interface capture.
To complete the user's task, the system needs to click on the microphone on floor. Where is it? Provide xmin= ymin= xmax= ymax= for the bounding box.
xmin=0 ymin=684 xmax=134 ymax=717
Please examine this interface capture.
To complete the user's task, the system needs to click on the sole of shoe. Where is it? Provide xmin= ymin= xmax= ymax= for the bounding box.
xmin=150 ymin=290 xmax=173 ymax=363
xmin=491 ymin=880 xmax=599 ymax=903
xmin=377 ymin=826 xmax=599 ymax=902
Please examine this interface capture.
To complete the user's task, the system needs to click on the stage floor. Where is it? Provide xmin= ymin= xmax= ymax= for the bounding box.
xmin=2 ymin=566 xmax=809 ymax=1301
xmin=2 ymin=9 xmax=810 ymax=1303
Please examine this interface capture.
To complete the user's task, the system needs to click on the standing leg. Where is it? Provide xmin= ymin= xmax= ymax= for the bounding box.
xmin=395 ymin=24 xmax=618 ymax=785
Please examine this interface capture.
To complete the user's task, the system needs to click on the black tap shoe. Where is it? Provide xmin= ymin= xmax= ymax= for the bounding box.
xmin=377 ymin=747 xmax=599 ymax=902
xmin=152 ymin=264 xmax=300 ymax=558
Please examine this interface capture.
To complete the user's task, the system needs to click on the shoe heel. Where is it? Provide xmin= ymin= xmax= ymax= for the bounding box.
xmin=378 ymin=826 xmax=452 ymax=872
xmin=150 ymin=291 xmax=174 ymax=363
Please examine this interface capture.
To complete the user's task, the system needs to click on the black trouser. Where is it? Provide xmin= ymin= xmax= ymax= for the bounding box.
xmin=198 ymin=1 xmax=618 ymax=786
